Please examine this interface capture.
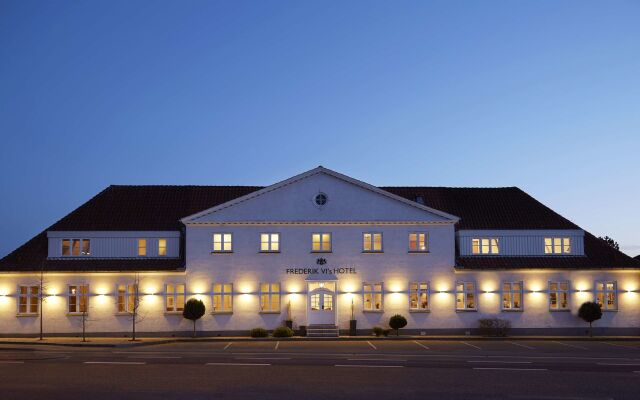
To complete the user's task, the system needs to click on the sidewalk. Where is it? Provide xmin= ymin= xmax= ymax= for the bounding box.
xmin=1 ymin=335 xmax=639 ymax=348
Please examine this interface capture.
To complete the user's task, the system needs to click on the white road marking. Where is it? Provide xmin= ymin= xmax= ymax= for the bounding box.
xmin=347 ymin=358 xmax=407 ymax=362
xmin=366 ymin=341 xmax=377 ymax=350
xmin=509 ymin=341 xmax=535 ymax=350
xmin=223 ymin=342 xmax=233 ymax=350
xmin=553 ymin=341 xmax=588 ymax=350
xmin=468 ymin=360 xmax=532 ymax=364
xmin=206 ymin=362 xmax=270 ymax=366
xmin=235 ymin=357 xmax=291 ymax=360
xmin=460 ymin=341 xmax=481 ymax=350
xmin=274 ymin=341 xmax=279 ymax=350
xmin=335 ymin=364 xmax=403 ymax=368
xmin=597 ymin=363 xmax=640 ymax=366
xmin=473 ymin=367 xmax=548 ymax=371
xmin=600 ymin=342 xmax=638 ymax=350
xmin=84 ymin=361 xmax=146 ymax=365
xmin=413 ymin=340 xmax=430 ymax=350
xmin=0 ymin=361 xmax=25 ymax=364
xmin=127 ymin=356 xmax=181 ymax=359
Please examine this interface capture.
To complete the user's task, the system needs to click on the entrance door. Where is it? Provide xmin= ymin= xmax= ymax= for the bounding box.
xmin=307 ymin=284 xmax=336 ymax=326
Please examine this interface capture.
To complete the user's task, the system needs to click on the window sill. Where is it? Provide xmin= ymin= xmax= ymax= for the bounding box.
xmin=16 ymin=313 xmax=39 ymax=317
xmin=549 ymin=309 xmax=571 ymax=312
xmin=310 ymin=251 xmax=332 ymax=254
xmin=455 ymin=309 xmax=477 ymax=312
xmin=409 ymin=309 xmax=430 ymax=313
xmin=259 ymin=251 xmax=280 ymax=254
xmin=362 ymin=251 xmax=384 ymax=254
xmin=259 ymin=311 xmax=281 ymax=314
xmin=211 ymin=311 xmax=233 ymax=315
xmin=363 ymin=310 xmax=384 ymax=313
xmin=211 ymin=252 xmax=233 ymax=255
xmin=501 ymin=309 xmax=523 ymax=312
xmin=408 ymin=251 xmax=430 ymax=254
xmin=67 ymin=313 xmax=89 ymax=316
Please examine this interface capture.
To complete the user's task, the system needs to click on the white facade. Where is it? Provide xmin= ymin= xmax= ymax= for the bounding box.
xmin=0 ymin=167 xmax=638 ymax=336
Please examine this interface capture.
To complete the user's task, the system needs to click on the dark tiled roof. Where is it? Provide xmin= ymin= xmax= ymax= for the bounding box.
xmin=1 ymin=185 xmax=638 ymax=272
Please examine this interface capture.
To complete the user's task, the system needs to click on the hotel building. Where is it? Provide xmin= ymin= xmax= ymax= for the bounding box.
xmin=0 ymin=167 xmax=638 ymax=337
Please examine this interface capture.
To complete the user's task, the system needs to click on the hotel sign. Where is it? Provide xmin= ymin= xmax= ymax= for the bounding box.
xmin=285 ymin=267 xmax=357 ymax=275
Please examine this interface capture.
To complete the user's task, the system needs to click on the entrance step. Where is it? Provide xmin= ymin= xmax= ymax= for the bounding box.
xmin=307 ymin=324 xmax=339 ymax=337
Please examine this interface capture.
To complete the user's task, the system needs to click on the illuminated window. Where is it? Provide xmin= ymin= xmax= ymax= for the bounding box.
xmin=212 ymin=283 xmax=233 ymax=313
xmin=117 ymin=284 xmax=138 ymax=313
xmin=68 ymin=285 xmax=89 ymax=314
xmin=137 ymin=239 xmax=147 ymax=256
xmin=363 ymin=233 xmax=383 ymax=252
xmin=260 ymin=233 xmax=280 ymax=252
xmin=408 ymin=233 xmax=428 ymax=252
xmin=544 ymin=237 xmax=571 ymax=254
xmin=409 ymin=282 xmax=429 ymax=311
xmin=311 ymin=233 xmax=331 ymax=252
xmin=363 ymin=283 xmax=383 ymax=311
xmin=310 ymin=293 xmax=333 ymax=311
xmin=456 ymin=282 xmax=476 ymax=311
xmin=260 ymin=283 xmax=280 ymax=312
xmin=165 ymin=283 xmax=185 ymax=312
xmin=471 ymin=238 xmax=499 ymax=254
xmin=158 ymin=239 xmax=167 ymax=256
xmin=212 ymin=233 xmax=233 ymax=253
xmin=502 ymin=282 xmax=523 ymax=311
xmin=549 ymin=281 xmax=570 ymax=311
xmin=595 ymin=281 xmax=617 ymax=311
xmin=62 ymin=239 xmax=90 ymax=256
xmin=18 ymin=286 xmax=39 ymax=315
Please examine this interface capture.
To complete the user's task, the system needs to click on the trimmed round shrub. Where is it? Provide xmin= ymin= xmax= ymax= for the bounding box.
xmin=578 ymin=301 xmax=602 ymax=337
xmin=183 ymin=298 xmax=206 ymax=338
xmin=389 ymin=314 xmax=408 ymax=336
xmin=272 ymin=326 xmax=294 ymax=338
xmin=250 ymin=327 xmax=268 ymax=338
xmin=372 ymin=326 xmax=384 ymax=337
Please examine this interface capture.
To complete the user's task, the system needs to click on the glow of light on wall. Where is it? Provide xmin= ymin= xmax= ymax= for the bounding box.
xmin=96 ymin=294 xmax=108 ymax=305
xmin=388 ymin=282 xmax=404 ymax=293
xmin=574 ymin=281 xmax=590 ymax=292
xmin=388 ymin=292 xmax=404 ymax=304
xmin=191 ymin=283 xmax=207 ymax=295
xmin=286 ymin=282 xmax=302 ymax=294
xmin=435 ymin=282 xmax=450 ymax=293
xmin=144 ymin=285 xmax=158 ymax=295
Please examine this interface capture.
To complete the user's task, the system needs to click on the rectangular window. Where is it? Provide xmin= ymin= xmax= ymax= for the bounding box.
xmin=456 ymin=282 xmax=477 ymax=310
xmin=544 ymin=237 xmax=571 ymax=254
xmin=408 ymin=233 xmax=428 ymax=252
xmin=212 ymin=283 xmax=233 ymax=313
xmin=165 ymin=283 xmax=185 ymax=312
xmin=311 ymin=233 xmax=331 ymax=252
xmin=363 ymin=282 xmax=383 ymax=311
xmin=595 ymin=281 xmax=617 ymax=311
xmin=260 ymin=233 xmax=280 ymax=252
xmin=212 ymin=233 xmax=233 ymax=253
xmin=62 ymin=239 xmax=90 ymax=256
xmin=137 ymin=239 xmax=147 ymax=256
xmin=158 ymin=239 xmax=167 ymax=256
xmin=409 ymin=282 xmax=429 ymax=311
xmin=18 ymin=286 xmax=39 ymax=315
xmin=68 ymin=285 xmax=89 ymax=314
xmin=549 ymin=281 xmax=570 ymax=311
xmin=502 ymin=281 xmax=523 ymax=311
xmin=260 ymin=283 xmax=280 ymax=312
xmin=117 ymin=284 xmax=138 ymax=313
xmin=471 ymin=238 xmax=499 ymax=254
xmin=363 ymin=233 xmax=383 ymax=252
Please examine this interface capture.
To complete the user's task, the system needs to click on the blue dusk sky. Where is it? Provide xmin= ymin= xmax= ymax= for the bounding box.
xmin=0 ymin=1 xmax=638 ymax=257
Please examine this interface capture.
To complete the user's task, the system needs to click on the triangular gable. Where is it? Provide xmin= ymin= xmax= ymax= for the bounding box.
xmin=181 ymin=166 xmax=460 ymax=224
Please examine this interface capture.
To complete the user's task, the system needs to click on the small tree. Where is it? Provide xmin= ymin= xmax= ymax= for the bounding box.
xmin=578 ymin=301 xmax=602 ymax=337
xmin=598 ymin=236 xmax=619 ymax=250
xmin=389 ymin=314 xmax=408 ymax=336
xmin=183 ymin=298 xmax=206 ymax=338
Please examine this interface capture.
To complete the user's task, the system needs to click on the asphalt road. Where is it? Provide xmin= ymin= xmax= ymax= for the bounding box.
xmin=2 ymin=339 xmax=640 ymax=399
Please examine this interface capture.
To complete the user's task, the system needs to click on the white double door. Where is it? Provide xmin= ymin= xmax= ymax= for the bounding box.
xmin=307 ymin=286 xmax=336 ymax=326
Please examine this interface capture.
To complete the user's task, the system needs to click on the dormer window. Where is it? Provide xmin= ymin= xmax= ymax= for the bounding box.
xmin=471 ymin=238 xmax=499 ymax=255
xmin=61 ymin=239 xmax=90 ymax=256
xmin=544 ymin=237 xmax=571 ymax=254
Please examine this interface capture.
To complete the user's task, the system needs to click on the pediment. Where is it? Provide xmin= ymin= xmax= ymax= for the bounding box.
xmin=181 ymin=167 xmax=459 ymax=224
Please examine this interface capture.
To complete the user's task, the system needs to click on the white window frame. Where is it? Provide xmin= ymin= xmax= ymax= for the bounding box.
xmin=363 ymin=282 xmax=384 ymax=312
xmin=549 ymin=281 xmax=570 ymax=311
xmin=471 ymin=238 xmax=499 ymax=255
xmin=501 ymin=281 xmax=524 ymax=311
xmin=158 ymin=238 xmax=167 ymax=256
xmin=260 ymin=233 xmax=280 ymax=253
xmin=595 ymin=280 xmax=617 ymax=311
xmin=165 ymin=283 xmax=186 ymax=313
xmin=544 ymin=237 xmax=571 ymax=254
xmin=409 ymin=282 xmax=430 ymax=311
xmin=408 ymin=232 xmax=428 ymax=253
xmin=68 ymin=284 xmax=89 ymax=314
xmin=212 ymin=283 xmax=233 ymax=313
xmin=455 ymin=281 xmax=477 ymax=311
xmin=363 ymin=232 xmax=383 ymax=253
xmin=18 ymin=285 xmax=40 ymax=315
xmin=137 ymin=239 xmax=147 ymax=257
xmin=61 ymin=239 xmax=91 ymax=256
xmin=117 ymin=283 xmax=138 ymax=314
xmin=259 ymin=282 xmax=281 ymax=313
xmin=311 ymin=233 xmax=332 ymax=253
xmin=212 ymin=233 xmax=233 ymax=253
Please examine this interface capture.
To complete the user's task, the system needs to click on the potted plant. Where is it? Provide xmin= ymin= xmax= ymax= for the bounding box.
xmin=183 ymin=298 xmax=206 ymax=338
xmin=578 ymin=301 xmax=602 ymax=337
xmin=285 ymin=300 xmax=293 ymax=329
xmin=389 ymin=314 xmax=407 ymax=336
xmin=349 ymin=297 xmax=357 ymax=336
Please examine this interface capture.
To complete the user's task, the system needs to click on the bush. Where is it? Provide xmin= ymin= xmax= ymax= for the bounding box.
xmin=250 ymin=328 xmax=268 ymax=338
xmin=578 ymin=301 xmax=602 ymax=337
xmin=372 ymin=326 xmax=384 ymax=337
xmin=382 ymin=329 xmax=390 ymax=337
xmin=389 ymin=314 xmax=408 ymax=336
xmin=478 ymin=318 xmax=511 ymax=337
xmin=272 ymin=326 xmax=294 ymax=338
